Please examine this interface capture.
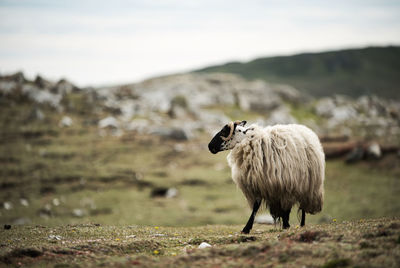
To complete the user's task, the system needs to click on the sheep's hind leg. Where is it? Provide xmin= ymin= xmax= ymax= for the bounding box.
xmin=241 ymin=200 xmax=261 ymax=234
xmin=301 ymin=209 xmax=306 ymax=227
xmin=282 ymin=209 xmax=291 ymax=229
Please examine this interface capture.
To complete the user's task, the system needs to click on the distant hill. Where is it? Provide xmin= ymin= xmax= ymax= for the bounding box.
xmin=195 ymin=46 xmax=400 ymax=99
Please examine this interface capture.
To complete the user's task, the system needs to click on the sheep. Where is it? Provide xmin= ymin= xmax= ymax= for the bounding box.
xmin=208 ymin=121 xmax=325 ymax=233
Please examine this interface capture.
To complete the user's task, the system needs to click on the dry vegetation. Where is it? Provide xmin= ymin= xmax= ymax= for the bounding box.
xmin=1 ymin=218 xmax=399 ymax=267
xmin=1 ymin=86 xmax=399 ymax=267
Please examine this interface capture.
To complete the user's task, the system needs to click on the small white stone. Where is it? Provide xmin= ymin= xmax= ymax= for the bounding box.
xmin=166 ymin=188 xmax=178 ymax=198
xmin=367 ymin=142 xmax=381 ymax=158
xmin=48 ymin=235 xmax=62 ymax=240
xmin=20 ymin=199 xmax=29 ymax=207
xmin=72 ymin=208 xmax=85 ymax=217
xmin=4 ymin=202 xmax=13 ymax=210
xmin=153 ymin=233 xmax=166 ymax=237
xmin=255 ymin=214 xmax=275 ymax=224
xmin=125 ymin=235 xmax=136 ymax=239
xmin=59 ymin=116 xmax=73 ymax=127
xmin=44 ymin=204 xmax=52 ymax=211
xmin=198 ymin=242 xmax=212 ymax=249
xmin=52 ymin=198 xmax=60 ymax=206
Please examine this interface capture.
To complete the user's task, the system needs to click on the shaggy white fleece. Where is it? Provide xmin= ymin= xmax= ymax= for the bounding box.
xmin=227 ymin=124 xmax=325 ymax=216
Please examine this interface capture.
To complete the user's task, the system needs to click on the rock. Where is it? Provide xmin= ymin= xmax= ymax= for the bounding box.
xmin=331 ymin=106 xmax=357 ymax=122
xmin=38 ymin=207 xmax=52 ymax=218
xmin=315 ymin=98 xmax=336 ymax=117
xmin=153 ymin=233 xmax=167 ymax=237
xmin=52 ymin=79 xmax=80 ymax=95
xmin=59 ymin=116 xmax=73 ymax=127
xmin=72 ymin=208 xmax=86 ymax=217
xmin=20 ymin=198 xmax=29 ymax=207
xmin=166 ymin=188 xmax=178 ymax=198
xmin=168 ymin=105 xmax=188 ymax=119
xmin=48 ymin=235 xmax=62 ymax=241
xmin=11 ymin=71 xmax=25 ymax=84
xmin=173 ymin=143 xmax=185 ymax=153
xmin=126 ymin=235 xmax=136 ymax=239
xmin=151 ymin=187 xmax=168 ymax=197
xmin=118 ymin=100 xmax=139 ymax=121
xmin=318 ymin=215 xmax=333 ymax=223
xmin=0 ymin=81 xmax=17 ymax=94
xmin=254 ymin=214 xmax=275 ymax=224
xmin=265 ymin=106 xmax=297 ymax=125
xmin=195 ymin=110 xmax=230 ymax=125
xmin=52 ymin=198 xmax=60 ymax=206
xmin=238 ymin=84 xmax=281 ymax=112
xmin=325 ymin=105 xmax=358 ymax=129
xmin=22 ymin=84 xmax=62 ymax=108
xmin=140 ymin=90 xmax=172 ymax=113
xmin=13 ymin=217 xmax=31 ymax=225
xmin=345 ymin=146 xmax=364 ymax=164
xmin=3 ymin=201 xmax=13 ymax=210
xmin=150 ymin=127 xmax=190 ymax=141
xmin=27 ymin=107 xmax=45 ymax=121
xmin=98 ymin=116 xmax=119 ymax=129
xmin=126 ymin=119 xmax=150 ymax=134
xmin=366 ymin=142 xmax=381 ymax=159
xmin=273 ymin=84 xmax=303 ymax=103
xmin=150 ymin=187 xmax=179 ymax=198
xmin=198 ymin=242 xmax=212 ymax=249
xmin=34 ymin=75 xmax=53 ymax=89
xmin=123 ymin=73 xmax=284 ymax=112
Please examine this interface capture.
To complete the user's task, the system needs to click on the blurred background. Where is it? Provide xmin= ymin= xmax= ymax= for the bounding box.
xmin=0 ymin=0 xmax=399 ymax=227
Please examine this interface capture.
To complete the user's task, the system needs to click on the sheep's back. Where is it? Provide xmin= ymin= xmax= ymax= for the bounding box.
xmin=228 ymin=124 xmax=325 ymax=213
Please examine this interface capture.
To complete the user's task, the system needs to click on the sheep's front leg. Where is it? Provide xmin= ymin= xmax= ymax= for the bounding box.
xmin=282 ymin=209 xmax=291 ymax=229
xmin=241 ymin=200 xmax=261 ymax=234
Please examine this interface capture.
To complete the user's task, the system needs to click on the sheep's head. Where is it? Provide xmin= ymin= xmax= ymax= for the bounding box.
xmin=208 ymin=120 xmax=247 ymax=154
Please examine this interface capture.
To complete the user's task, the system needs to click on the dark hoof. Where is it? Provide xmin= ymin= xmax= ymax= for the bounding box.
xmin=241 ymin=229 xmax=250 ymax=234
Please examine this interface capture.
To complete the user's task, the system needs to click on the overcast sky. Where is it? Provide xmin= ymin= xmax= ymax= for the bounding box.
xmin=1 ymin=0 xmax=400 ymax=86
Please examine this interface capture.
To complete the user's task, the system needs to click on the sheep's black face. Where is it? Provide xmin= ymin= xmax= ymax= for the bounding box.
xmin=208 ymin=124 xmax=231 ymax=154
xmin=208 ymin=121 xmax=247 ymax=154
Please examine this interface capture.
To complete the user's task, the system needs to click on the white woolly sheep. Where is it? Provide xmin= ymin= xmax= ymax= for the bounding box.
xmin=208 ymin=121 xmax=325 ymax=233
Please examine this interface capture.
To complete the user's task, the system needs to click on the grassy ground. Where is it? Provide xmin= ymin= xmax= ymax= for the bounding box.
xmin=1 ymin=93 xmax=400 ymax=228
xmin=1 ymin=92 xmax=399 ymax=266
xmin=1 ymin=217 xmax=399 ymax=267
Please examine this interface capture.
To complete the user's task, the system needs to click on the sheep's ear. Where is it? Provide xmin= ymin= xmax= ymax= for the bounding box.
xmin=238 ymin=120 xmax=247 ymax=127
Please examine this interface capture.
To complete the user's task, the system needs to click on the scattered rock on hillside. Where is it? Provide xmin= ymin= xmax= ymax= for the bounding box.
xmin=98 ymin=116 xmax=119 ymax=129
xmin=315 ymin=97 xmax=336 ymax=117
xmin=34 ymin=75 xmax=53 ymax=89
xmin=150 ymin=187 xmax=179 ymax=198
xmin=255 ymin=214 xmax=275 ymax=224
xmin=59 ymin=116 xmax=73 ymax=127
xmin=272 ymin=84 xmax=304 ymax=103
xmin=126 ymin=119 xmax=151 ymax=134
xmin=22 ymin=84 xmax=62 ymax=108
xmin=1 ymin=71 xmax=399 ymax=144
xmin=0 ymin=80 xmax=17 ymax=94
xmin=237 ymin=81 xmax=281 ymax=112
xmin=27 ymin=107 xmax=45 ymax=121
xmin=10 ymin=71 xmax=25 ymax=84
xmin=198 ymin=242 xmax=212 ymax=249
xmin=366 ymin=142 xmax=381 ymax=159
xmin=150 ymin=127 xmax=191 ymax=141
xmin=52 ymin=79 xmax=80 ymax=95
xmin=264 ymin=106 xmax=297 ymax=125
